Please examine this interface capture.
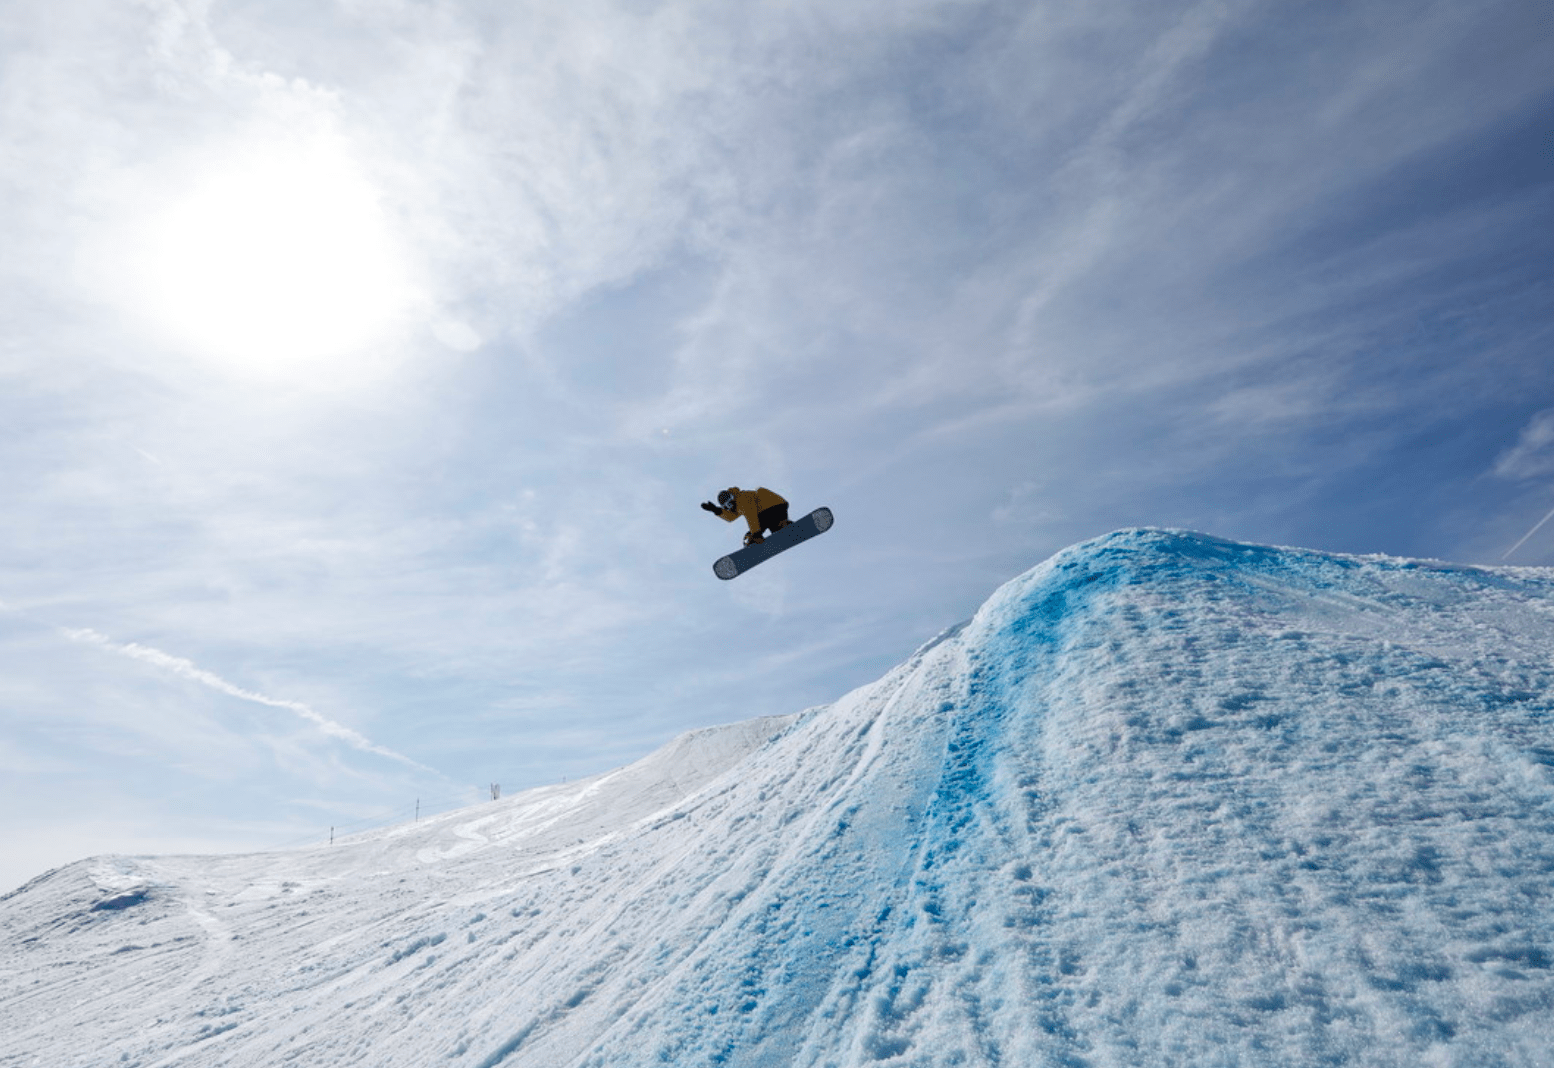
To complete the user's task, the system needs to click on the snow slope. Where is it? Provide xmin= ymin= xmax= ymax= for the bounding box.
xmin=4 ymin=529 xmax=1554 ymax=1068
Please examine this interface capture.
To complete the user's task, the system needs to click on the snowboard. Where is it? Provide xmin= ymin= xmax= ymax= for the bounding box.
xmin=714 ymin=507 xmax=833 ymax=580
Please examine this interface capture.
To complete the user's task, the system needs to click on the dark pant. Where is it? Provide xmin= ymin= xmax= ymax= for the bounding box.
xmin=756 ymin=503 xmax=790 ymax=533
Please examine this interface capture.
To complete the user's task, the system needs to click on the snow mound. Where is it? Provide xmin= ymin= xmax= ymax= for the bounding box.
xmin=4 ymin=528 xmax=1554 ymax=1068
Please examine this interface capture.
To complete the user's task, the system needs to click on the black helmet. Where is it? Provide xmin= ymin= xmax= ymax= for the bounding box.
xmin=717 ymin=488 xmax=737 ymax=509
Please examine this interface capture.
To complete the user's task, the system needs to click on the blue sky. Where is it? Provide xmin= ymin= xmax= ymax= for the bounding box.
xmin=2 ymin=0 xmax=1551 ymax=892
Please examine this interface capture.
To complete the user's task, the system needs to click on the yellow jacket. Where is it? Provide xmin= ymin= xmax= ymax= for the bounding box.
xmin=716 ymin=487 xmax=787 ymax=535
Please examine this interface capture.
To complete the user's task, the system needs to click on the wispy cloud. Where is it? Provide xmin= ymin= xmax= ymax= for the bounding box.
xmin=1494 ymin=409 xmax=1554 ymax=481
xmin=1492 ymin=410 xmax=1554 ymax=560
xmin=62 ymin=627 xmax=439 ymax=775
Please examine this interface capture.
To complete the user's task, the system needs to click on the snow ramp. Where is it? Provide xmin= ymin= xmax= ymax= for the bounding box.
xmin=4 ymin=528 xmax=1554 ymax=1068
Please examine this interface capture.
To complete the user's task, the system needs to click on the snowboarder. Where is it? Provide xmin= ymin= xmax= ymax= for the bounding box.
xmin=701 ymin=486 xmax=792 ymax=547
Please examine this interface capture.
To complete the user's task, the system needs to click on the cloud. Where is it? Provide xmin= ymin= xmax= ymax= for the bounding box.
xmin=3 ymin=0 xmax=1551 ymax=884
xmin=1494 ymin=409 xmax=1554 ymax=481
xmin=62 ymin=627 xmax=438 ymax=774
xmin=1495 ymin=410 xmax=1554 ymax=560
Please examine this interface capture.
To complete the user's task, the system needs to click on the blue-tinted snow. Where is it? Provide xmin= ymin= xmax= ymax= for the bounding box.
xmin=3 ymin=529 xmax=1553 ymax=1067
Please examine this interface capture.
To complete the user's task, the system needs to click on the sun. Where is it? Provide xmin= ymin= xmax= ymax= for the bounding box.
xmin=133 ymin=136 xmax=419 ymax=378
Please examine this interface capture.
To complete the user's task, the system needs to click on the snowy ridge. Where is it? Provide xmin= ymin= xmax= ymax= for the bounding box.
xmin=4 ymin=529 xmax=1554 ymax=1067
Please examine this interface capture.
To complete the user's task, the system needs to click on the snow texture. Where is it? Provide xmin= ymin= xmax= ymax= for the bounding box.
xmin=4 ymin=528 xmax=1554 ymax=1068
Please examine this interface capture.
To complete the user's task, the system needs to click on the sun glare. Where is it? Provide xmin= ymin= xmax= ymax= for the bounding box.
xmin=135 ymin=138 xmax=418 ymax=378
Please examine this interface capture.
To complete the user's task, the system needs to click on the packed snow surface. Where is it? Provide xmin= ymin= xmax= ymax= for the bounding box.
xmin=4 ymin=529 xmax=1554 ymax=1068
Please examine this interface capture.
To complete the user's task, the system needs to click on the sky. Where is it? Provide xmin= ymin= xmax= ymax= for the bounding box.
xmin=1 ymin=0 xmax=1550 ymax=893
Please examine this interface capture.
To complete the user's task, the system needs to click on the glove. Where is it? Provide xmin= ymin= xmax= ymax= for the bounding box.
xmin=700 ymin=501 xmax=718 ymax=513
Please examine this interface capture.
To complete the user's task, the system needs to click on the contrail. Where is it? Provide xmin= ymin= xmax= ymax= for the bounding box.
xmin=64 ymin=628 xmax=439 ymax=775
xmin=1502 ymin=502 xmax=1554 ymax=562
